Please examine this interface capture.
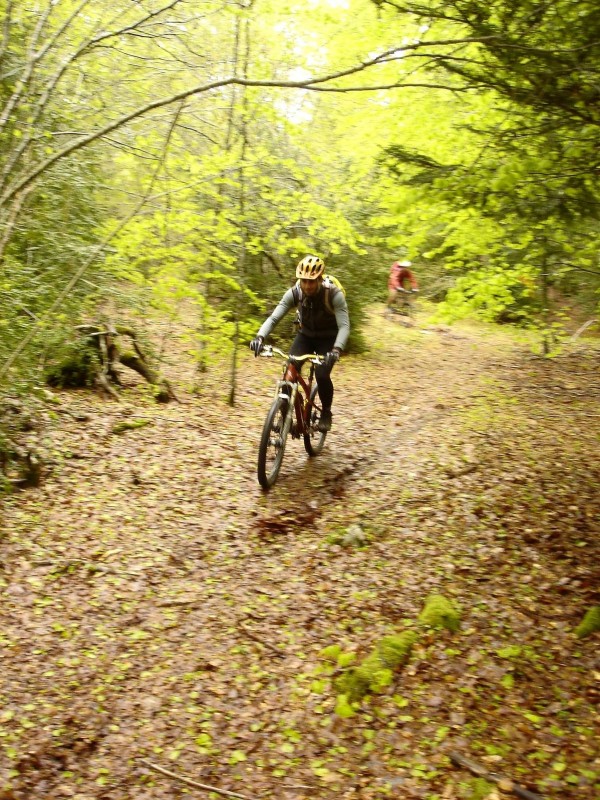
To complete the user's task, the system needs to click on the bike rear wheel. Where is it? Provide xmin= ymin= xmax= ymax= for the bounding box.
xmin=257 ymin=396 xmax=289 ymax=489
xmin=304 ymin=384 xmax=327 ymax=456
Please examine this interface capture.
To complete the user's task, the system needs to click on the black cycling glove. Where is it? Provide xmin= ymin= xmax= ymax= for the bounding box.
xmin=322 ymin=348 xmax=340 ymax=369
xmin=250 ymin=336 xmax=264 ymax=357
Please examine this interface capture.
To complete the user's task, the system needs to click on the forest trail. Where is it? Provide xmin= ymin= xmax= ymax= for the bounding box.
xmin=1 ymin=308 xmax=599 ymax=800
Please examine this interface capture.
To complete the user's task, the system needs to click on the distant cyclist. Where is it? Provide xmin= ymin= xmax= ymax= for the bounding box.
xmin=387 ymin=259 xmax=419 ymax=313
xmin=250 ymin=255 xmax=350 ymax=432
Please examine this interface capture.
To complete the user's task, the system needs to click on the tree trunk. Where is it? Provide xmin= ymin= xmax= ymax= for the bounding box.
xmin=119 ymin=351 xmax=174 ymax=403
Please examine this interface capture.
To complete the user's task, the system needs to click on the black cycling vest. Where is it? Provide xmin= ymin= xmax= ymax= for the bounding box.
xmin=293 ymin=285 xmax=339 ymax=337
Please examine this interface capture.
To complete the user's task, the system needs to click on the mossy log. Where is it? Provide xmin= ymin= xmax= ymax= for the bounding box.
xmin=326 ymin=595 xmax=462 ymax=716
xmin=119 ymin=351 xmax=173 ymax=403
xmin=334 ymin=631 xmax=417 ymax=704
xmin=47 ymin=325 xmax=176 ymax=402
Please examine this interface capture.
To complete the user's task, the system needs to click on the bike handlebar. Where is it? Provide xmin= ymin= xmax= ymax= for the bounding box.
xmin=259 ymin=345 xmax=324 ymax=364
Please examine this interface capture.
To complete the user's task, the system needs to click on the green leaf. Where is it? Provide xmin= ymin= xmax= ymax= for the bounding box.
xmin=501 ymin=673 xmax=515 ymax=689
xmin=229 ymin=750 xmax=247 ymax=765
xmin=497 ymin=645 xmax=522 ymax=659
xmin=523 ymin=712 xmax=542 ymax=724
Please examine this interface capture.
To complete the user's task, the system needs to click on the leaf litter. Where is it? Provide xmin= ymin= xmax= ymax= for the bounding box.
xmin=1 ymin=309 xmax=598 ymax=800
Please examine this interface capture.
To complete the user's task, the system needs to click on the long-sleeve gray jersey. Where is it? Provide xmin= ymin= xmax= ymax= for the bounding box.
xmin=257 ymin=286 xmax=350 ymax=351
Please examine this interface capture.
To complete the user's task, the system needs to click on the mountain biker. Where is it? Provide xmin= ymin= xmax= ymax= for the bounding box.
xmin=249 ymin=255 xmax=350 ymax=433
xmin=387 ymin=259 xmax=419 ymax=312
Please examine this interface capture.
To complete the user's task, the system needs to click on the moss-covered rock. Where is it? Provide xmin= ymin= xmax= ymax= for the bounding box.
xmin=377 ymin=632 xmax=418 ymax=668
xmin=334 ymin=694 xmax=356 ymax=718
xmin=334 ymin=665 xmax=372 ymax=704
xmin=574 ymin=606 xmax=600 ymax=638
xmin=334 ymin=631 xmax=416 ymax=704
xmin=112 ymin=418 xmax=153 ymax=435
xmin=318 ymin=644 xmax=342 ymax=662
xmin=463 ymin=777 xmax=495 ymax=800
xmin=419 ymin=594 xmax=461 ymax=632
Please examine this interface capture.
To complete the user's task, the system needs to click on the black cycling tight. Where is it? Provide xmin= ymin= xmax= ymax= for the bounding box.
xmin=290 ymin=331 xmax=336 ymax=410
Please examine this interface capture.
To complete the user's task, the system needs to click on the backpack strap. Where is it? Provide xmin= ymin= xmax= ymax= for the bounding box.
xmin=322 ymin=278 xmax=340 ymax=315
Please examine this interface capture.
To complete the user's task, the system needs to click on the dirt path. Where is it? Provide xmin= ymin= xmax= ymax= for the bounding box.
xmin=1 ymin=310 xmax=598 ymax=800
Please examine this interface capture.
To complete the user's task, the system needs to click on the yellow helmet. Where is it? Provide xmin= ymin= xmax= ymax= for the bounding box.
xmin=296 ymin=255 xmax=325 ymax=280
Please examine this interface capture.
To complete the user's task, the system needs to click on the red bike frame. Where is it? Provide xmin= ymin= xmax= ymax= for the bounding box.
xmin=282 ymin=358 xmax=318 ymax=436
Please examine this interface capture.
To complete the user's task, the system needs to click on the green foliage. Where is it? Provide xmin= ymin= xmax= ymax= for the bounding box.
xmin=2 ymin=0 xmax=599 ymax=383
xmin=0 ymin=0 xmax=109 ymax=385
xmin=574 ymin=606 xmax=600 ymax=639
xmin=418 ymin=595 xmax=461 ymax=632
xmin=435 ymin=265 xmax=539 ymax=325
xmin=373 ymin=0 xmax=600 ymax=330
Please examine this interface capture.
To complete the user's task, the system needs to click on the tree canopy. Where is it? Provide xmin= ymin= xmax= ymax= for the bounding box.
xmin=1 ymin=0 xmax=598 ymax=384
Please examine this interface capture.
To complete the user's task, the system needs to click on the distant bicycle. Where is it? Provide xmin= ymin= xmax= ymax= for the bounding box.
xmin=256 ymin=346 xmax=327 ymax=489
xmin=385 ymin=287 xmax=418 ymax=321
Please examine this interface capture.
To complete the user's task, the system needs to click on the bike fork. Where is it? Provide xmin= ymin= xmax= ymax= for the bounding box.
xmin=276 ymin=380 xmax=297 ymax=440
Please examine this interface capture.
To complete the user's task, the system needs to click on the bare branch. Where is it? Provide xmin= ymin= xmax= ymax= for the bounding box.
xmin=33 ymin=0 xmax=94 ymax=65
xmin=139 ymin=758 xmax=255 ymax=800
xmin=561 ymin=264 xmax=600 ymax=277
xmin=0 ymin=0 xmax=15 ymax=64
xmin=0 ymin=35 xmax=497 ymax=207
xmin=299 ymin=80 xmax=475 ymax=93
xmin=0 ymin=0 xmax=190 ymax=192
xmin=375 ymin=0 xmax=469 ymax=26
xmin=0 ymin=0 xmax=54 ymax=129
xmin=0 ymin=185 xmax=35 ymax=262
xmin=85 ymin=0 xmax=186 ymax=50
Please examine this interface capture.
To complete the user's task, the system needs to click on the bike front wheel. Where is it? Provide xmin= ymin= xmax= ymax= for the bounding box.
xmin=303 ymin=384 xmax=327 ymax=456
xmin=257 ymin=396 xmax=290 ymax=489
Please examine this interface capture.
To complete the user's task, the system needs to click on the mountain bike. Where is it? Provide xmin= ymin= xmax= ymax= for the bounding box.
xmin=385 ymin=288 xmax=418 ymax=323
xmin=256 ymin=346 xmax=327 ymax=489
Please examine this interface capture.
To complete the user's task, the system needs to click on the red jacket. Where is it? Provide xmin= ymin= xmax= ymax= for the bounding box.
xmin=388 ymin=262 xmax=418 ymax=291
